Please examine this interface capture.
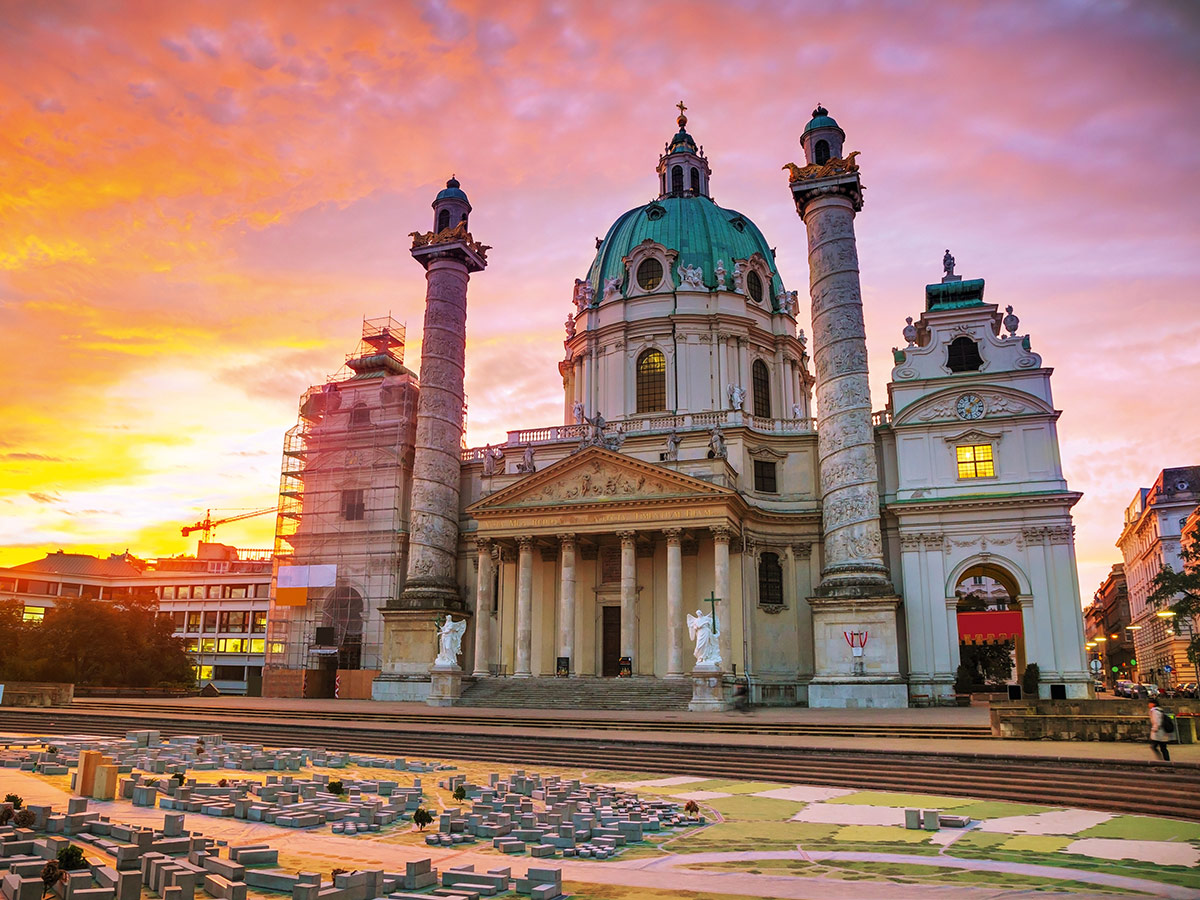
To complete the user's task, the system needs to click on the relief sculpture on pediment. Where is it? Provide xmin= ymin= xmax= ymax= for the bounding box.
xmin=515 ymin=460 xmax=673 ymax=505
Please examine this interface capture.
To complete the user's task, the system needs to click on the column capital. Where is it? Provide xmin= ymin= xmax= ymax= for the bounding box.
xmin=710 ymin=525 xmax=734 ymax=543
xmin=664 ymin=527 xmax=683 ymax=544
xmin=516 ymin=535 xmax=534 ymax=552
xmin=474 ymin=537 xmax=492 ymax=552
xmin=617 ymin=530 xmax=637 ymax=545
xmin=557 ymin=533 xmax=576 ymax=546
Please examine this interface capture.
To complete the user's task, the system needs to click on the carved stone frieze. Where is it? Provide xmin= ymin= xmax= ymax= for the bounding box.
xmin=1020 ymin=525 xmax=1074 ymax=546
xmin=915 ymin=390 xmax=1032 ymax=422
xmin=516 ymin=460 xmax=670 ymax=505
xmin=899 ymin=532 xmax=945 ymax=552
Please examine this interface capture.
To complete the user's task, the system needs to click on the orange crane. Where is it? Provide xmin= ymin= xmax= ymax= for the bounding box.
xmin=181 ymin=507 xmax=277 ymax=542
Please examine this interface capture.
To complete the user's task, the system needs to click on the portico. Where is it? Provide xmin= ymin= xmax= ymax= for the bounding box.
xmin=466 ymin=447 xmax=745 ymax=679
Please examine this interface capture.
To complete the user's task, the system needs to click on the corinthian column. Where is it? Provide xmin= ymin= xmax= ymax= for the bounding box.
xmin=665 ymin=528 xmax=684 ymax=677
xmin=557 ymin=533 xmax=576 ymax=673
xmin=618 ymin=531 xmax=637 ymax=666
xmin=514 ymin=536 xmax=534 ymax=677
xmin=472 ymin=539 xmax=492 ymax=678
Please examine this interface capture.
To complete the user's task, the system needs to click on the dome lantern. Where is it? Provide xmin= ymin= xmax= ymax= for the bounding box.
xmin=656 ymin=101 xmax=711 ymax=199
xmin=800 ymin=103 xmax=846 ymax=167
xmin=432 ymin=175 xmax=471 ymax=233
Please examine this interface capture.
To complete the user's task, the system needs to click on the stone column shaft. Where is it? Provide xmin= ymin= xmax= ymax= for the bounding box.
xmin=472 ymin=540 xmax=492 ymax=678
xmin=793 ymin=179 xmax=890 ymax=596
xmin=666 ymin=528 xmax=684 ymax=677
xmin=618 ymin=532 xmax=637 ymax=664
xmin=401 ymin=257 xmax=471 ymax=605
xmin=712 ymin=527 xmax=733 ymax=670
xmin=557 ymin=534 xmax=576 ymax=671
xmin=515 ymin=537 xmax=533 ymax=677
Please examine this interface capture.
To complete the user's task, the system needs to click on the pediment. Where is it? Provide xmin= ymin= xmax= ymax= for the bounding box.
xmin=894 ymin=385 xmax=1054 ymax=427
xmin=468 ymin=446 xmax=734 ymax=514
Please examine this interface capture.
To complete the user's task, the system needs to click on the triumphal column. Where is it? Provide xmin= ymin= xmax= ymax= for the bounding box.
xmin=374 ymin=177 xmax=489 ymax=702
xmin=785 ymin=107 xmax=906 ymax=707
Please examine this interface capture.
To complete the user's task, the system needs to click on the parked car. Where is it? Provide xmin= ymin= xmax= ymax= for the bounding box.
xmin=1136 ymin=683 xmax=1160 ymax=699
xmin=1093 ymin=680 xmax=1107 ymax=693
xmin=1114 ymin=680 xmax=1135 ymax=698
xmin=1180 ymin=682 xmax=1198 ymax=698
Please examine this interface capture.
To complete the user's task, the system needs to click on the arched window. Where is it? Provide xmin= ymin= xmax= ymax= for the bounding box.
xmin=636 ymin=258 xmax=663 ymax=292
xmin=636 ymin=349 xmax=667 ymax=413
xmin=946 ymin=336 xmax=984 ymax=372
xmin=814 ymin=139 xmax=831 ymax=166
xmin=690 ymin=167 xmax=700 ymax=194
xmin=758 ymin=553 xmax=784 ymax=609
xmin=437 ymin=209 xmax=450 ymax=232
xmin=752 ymin=360 xmax=771 ymax=417
xmin=746 ymin=270 xmax=764 ymax=302
xmin=671 ymin=165 xmax=683 ymax=195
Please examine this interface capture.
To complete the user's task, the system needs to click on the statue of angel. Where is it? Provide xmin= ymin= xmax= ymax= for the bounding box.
xmin=602 ymin=276 xmax=622 ymax=302
xmin=572 ymin=401 xmax=585 ymax=424
xmin=943 ymin=249 xmax=956 ymax=278
xmin=713 ymin=259 xmax=727 ymax=290
xmin=731 ymin=260 xmax=745 ymax=294
xmin=482 ymin=443 xmax=498 ymax=476
xmin=565 ymin=313 xmax=576 ymax=340
xmin=728 ymin=383 xmax=746 ymax=411
xmin=687 ymin=609 xmax=721 ymax=667
xmin=434 ymin=616 xmax=467 ymax=667
xmin=665 ymin=430 xmax=681 ymax=461
xmin=516 ymin=444 xmax=536 ymax=474
xmin=708 ymin=425 xmax=727 ymax=459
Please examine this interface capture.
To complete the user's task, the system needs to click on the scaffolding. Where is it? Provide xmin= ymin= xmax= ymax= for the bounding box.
xmin=265 ymin=316 xmax=417 ymax=692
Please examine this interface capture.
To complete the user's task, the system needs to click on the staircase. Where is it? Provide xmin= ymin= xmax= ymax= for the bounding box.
xmin=456 ymin=676 xmax=693 ymax=710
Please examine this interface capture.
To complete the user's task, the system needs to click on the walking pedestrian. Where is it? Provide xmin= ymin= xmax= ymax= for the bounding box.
xmin=1149 ymin=699 xmax=1172 ymax=761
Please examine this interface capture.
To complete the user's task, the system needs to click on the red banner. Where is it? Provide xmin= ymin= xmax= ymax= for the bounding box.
xmin=957 ymin=610 xmax=1023 ymax=643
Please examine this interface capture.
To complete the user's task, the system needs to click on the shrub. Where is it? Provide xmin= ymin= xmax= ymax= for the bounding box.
xmin=954 ymin=662 xmax=974 ymax=695
xmin=452 ymin=785 xmax=467 ymax=802
xmin=326 ymin=780 xmax=344 ymax=796
xmin=412 ymin=807 xmax=433 ymax=831
xmin=217 ymin=779 xmax=228 ymax=788
xmin=13 ymin=809 xmax=34 ymax=828
xmin=1022 ymin=663 xmax=1041 ymax=697
xmin=683 ymin=800 xmax=700 ymax=816
xmin=41 ymin=860 xmax=62 ymax=895
xmin=171 ymin=773 xmax=185 ymax=787
xmin=4 ymin=793 xmax=22 ymax=809
xmin=56 ymin=845 xmax=86 ymax=870
xmin=0 ymin=807 xmax=13 ymax=826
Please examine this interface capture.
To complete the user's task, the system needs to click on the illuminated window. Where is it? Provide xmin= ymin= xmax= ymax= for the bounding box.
xmin=200 ymin=638 xmax=217 ymax=653
xmin=251 ymin=611 xmax=268 ymax=633
xmin=184 ymin=639 xmax=199 ymax=652
xmin=22 ymin=606 xmax=45 ymax=623
xmin=636 ymin=349 xmax=667 ymax=413
xmin=186 ymin=611 xmax=201 ymax=631
xmin=268 ymin=641 xmax=287 ymax=655
xmin=217 ymin=638 xmax=246 ymax=653
xmin=249 ymin=639 xmax=266 ymax=654
xmin=746 ymin=270 xmax=763 ymax=303
xmin=956 ymin=444 xmax=995 ymax=479
xmin=636 ymin=258 xmax=663 ymax=291
xmin=752 ymin=360 xmax=771 ymax=417
xmin=196 ymin=665 xmax=213 ymax=682
xmin=690 ymin=167 xmax=700 ymax=194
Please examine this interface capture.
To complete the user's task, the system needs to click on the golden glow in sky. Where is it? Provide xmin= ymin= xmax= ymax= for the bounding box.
xmin=2 ymin=1 xmax=1198 ymax=599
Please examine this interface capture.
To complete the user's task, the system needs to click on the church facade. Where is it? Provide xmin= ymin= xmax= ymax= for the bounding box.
xmin=268 ymin=105 xmax=1090 ymax=707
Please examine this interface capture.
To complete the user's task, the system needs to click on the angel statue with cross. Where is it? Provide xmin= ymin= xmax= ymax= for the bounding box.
xmin=687 ymin=609 xmax=721 ymax=668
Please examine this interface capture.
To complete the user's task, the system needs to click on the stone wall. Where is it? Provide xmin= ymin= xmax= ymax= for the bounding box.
xmin=0 ymin=682 xmax=74 ymax=706
xmin=991 ymin=699 xmax=1200 ymax=741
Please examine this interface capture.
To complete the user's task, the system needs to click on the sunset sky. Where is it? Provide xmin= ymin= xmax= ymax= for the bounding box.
xmin=1 ymin=0 xmax=1198 ymax=601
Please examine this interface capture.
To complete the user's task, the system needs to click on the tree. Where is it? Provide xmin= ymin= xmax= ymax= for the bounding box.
xmin=13 ymin=809 xmax=34 ymax=828
xmin=326 ymin=780 xmax=344 ymax=796
xmin=56 ymin=845 xmax=86 ymax=871
xmin=683 ymin=800 xmax=700 ymax=816
xmin=958 ymin=641 xmax=1015 ymax=686
xmin=1148 ymin=541 xmax=1200 ymax=668
xmin=412 ymin=807 xmax=433 ymax=831
xmin=452 ymin=785 xmax=466 ymax=802
xmin=4 ymin=793 xmax=23 ymax=809
xmin=40 ymin=861 xmax=62 ymax=900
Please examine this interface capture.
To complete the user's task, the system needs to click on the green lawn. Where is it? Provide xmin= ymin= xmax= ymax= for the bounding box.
xmin=825 ymin=790 xmax=975 ymax=809
xmin=704 ymin=794 xmax=805 ymax=822
xmin=951 ymin=800 xmax=1058 ymax=819
xmin=1080 ymin=815 xmax=1200 ymax=843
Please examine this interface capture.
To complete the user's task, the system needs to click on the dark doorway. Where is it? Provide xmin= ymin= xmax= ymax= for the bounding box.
xmin=602 ymin=606 xmax=622 ymax=676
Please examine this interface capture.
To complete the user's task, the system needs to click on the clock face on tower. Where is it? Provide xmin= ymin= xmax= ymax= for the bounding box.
xmin=956 ymin=393 xmax=985 ymax=420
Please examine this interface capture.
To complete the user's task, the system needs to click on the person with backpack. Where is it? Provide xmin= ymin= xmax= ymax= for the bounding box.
xmin=1149 ymin=699 xmax=1174 ymax=761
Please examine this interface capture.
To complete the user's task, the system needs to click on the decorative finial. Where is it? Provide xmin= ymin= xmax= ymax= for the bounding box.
xmin=676 ymin=100 xmax=688 ymax=128
xmin=1003 ymin=305 xmax=1020 ymax=337
xmin=812 ymin=102 xmax=828 ymax=118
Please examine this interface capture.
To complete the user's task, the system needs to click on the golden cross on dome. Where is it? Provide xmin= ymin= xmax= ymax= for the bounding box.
xmin=676 ymin=100 xmax=687 ymax=116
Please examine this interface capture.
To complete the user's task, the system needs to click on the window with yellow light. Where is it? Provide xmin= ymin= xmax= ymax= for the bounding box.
xmin=957 ymin=444 xmax=995 ymax=479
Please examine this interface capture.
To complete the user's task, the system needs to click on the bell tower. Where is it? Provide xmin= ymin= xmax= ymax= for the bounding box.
xmin=656 ymin=102 xmax=711 ymax=199
xmin=785 ymin=106 xmax=906 ymax=708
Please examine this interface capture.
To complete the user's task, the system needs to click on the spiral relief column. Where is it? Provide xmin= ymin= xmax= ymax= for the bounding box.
xmin=374 ymin=177 xmax=489 ymax=703
xmin=786 ymin=107 xmax=906 ymax=708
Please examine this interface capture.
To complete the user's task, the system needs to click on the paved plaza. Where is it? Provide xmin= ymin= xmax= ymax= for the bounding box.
xmin=2 ymin=730 xmax=1199 ymax=899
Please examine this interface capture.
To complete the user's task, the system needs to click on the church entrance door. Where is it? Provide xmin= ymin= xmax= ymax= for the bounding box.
xmin=601 ymin=606 xmax=622 ymax=677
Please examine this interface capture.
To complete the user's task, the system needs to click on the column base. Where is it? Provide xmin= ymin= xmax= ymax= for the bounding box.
xmin=371 ymin=674 xmax=431 ymax=703
xmin=689 ymin=665 xmax=731 ymax=712
xmin=427 ymin=666 xmax=463 ymax=707
xmin=808 ymin=680 xmax=909 ymax=709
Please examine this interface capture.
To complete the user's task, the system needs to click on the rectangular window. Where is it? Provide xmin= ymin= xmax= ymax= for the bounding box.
xmin=228 ymin=611 xmax=249 ymax=632
xmin=753 ymin=460 xmax=777 ymax=493
xmin=196 ymin=665 xmax=213 ymax=681
xmin=184 ymin=638 xmax=199 ymax=652
xmin=268 ymin=641 xmax=287 ymax=655
xmin=254 ymin=583 xmax=270 ymax=598
xmin=200 ymin=638 xmax=217 ymax=653
xmin=956 ymin=443 xmax=995 ymax=479
xmin=217 ymin=638 xmax=246 ymax=653
xmin=229 ymin=586 xmax=247 ymax=599
xmin=219 ymin=611 xmax=231 ymax=632
xmin=173 ymin=612 xmax=186 ymax=630
xmin=161 ymin=586 xmax=176 ymax=599
xmin=342 ymin=488 xmax=365 ymax=521
xmin=251 ymin=611 xmax=268 ymax=633
xmin=22 ymin=606 xmax=45 ymax=623
xmin=80 ymin=584 xmax=101 ymax=599
xmin=249 ymin=638 xmax=266 ymax=654
xmin=213 ymin=664 xmax=245 ymax=680
xmin=186 ymin=611 xmax=202 ymax=631
xmin=202 ymin=611 xmax=218 ymax=633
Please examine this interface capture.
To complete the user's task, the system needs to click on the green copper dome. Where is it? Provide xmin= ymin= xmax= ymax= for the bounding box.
xmin=587 ymin=195 xmax=785 ymax=304
xmin=802 ymin=104 xmax=843 ymax=136
xmin=434 ymin=175 xmax=469 ymax=203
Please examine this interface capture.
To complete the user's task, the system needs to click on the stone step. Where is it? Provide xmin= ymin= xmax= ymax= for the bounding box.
xmin=456 ymin=677 xmax=693 ymax=711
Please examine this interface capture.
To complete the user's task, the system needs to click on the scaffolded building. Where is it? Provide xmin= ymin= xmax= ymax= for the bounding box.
xmin=263 ymin=317 xmax=419 ymax=698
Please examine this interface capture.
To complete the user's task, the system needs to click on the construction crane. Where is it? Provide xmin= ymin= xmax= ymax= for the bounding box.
xmin=181 ymin=507 xmax=277 ymax=542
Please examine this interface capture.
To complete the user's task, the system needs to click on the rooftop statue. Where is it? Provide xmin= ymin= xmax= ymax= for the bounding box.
xmin=409 ymin=220 xmax=491 ymax=261
xmin=782 ymin=151 xmax=860 ymax=184
xmin=943 ymin=249 xmax=956 ymax=279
